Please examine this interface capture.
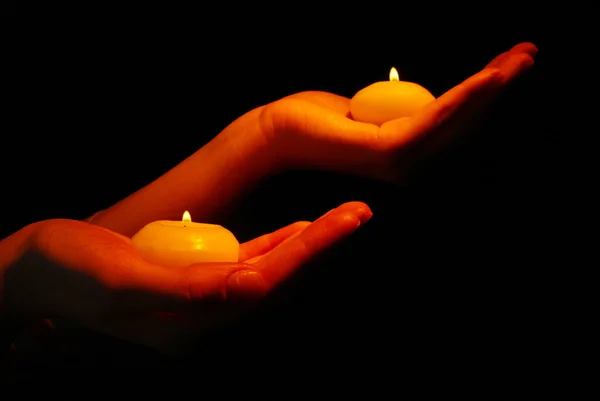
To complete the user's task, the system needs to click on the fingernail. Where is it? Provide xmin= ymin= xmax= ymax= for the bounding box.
xmin=226 ymin=269 xmax=267 ymax=301
xmin=530 ymin=46 xmax=539 ymax=56
xmin=357 ymin=207 xmax=374 ymax=225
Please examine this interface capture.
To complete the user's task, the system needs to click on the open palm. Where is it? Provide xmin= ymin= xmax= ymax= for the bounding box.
xmin=4 ymin=202 xmax=371 ymax=355
xmin=263 ymin=43 xmax=537 ymax=182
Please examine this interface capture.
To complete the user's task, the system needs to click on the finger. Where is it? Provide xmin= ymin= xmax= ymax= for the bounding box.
xmin=26 ymin=220 xmax=268 ymax=318
xmin=486 ymin=42 xmax=538 ymax=68
xmin=256 ymin=202 xmax=372 ymax=287
xmin=496 ymin=52 xmax=535 ymax=84
xmin=256 ymin=201 xmax=374 ymax=260
xmin=111 ymin=261 xmax=268 ymax=313
xmin=243 ymin=201 xmax=374 ymax=265
xmin=462 ymin=52 xmax=534 ymax=128
xmin=238 ymin=221 xmax=311 ymax=262
xmin=268 ymin=97 xmax=379 ymax=146
xmin=382 ymin=68 xmax=501 ymax=145
xmin=416 ymin=53 xmax=533 ymax=160
xmin=462 ymin=52 xmax=534 ymax=125
xmin=313 ymin=201 xmax=372 ymax=224
xmin=487 ymin=52 xmax=510 ymax=69
xmin=509 ymin=42 xmax=538 ymax=57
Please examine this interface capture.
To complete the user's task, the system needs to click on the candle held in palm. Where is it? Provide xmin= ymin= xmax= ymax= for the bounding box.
xmin=132 ymin=211 xmax=239 ymax=268
xmin=350 ymin=67 xmax=435 ymax=126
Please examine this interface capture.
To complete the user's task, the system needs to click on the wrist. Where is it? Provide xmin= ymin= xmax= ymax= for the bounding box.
xmin=258 ymin=99 xmax=298 ymax=173
xmin=259 ymin=96 xmax=336 ymax=174
xmin=198 ymin=105 xmax=284 ymax=193
xmin=224 ymin=105 xmax=283 ymax=179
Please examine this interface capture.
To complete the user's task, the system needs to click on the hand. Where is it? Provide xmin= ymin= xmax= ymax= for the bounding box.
xmin=1 ymin=202 xmax=372 ymax=354
xmin=262 ymin=42 xmax=537 ymax=183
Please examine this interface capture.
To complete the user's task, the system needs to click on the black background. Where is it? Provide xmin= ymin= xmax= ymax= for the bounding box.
xmin=3 ymin=8 xmax=575 ymax=391
xmin=5 ymin=14 xmax=558 ymax=235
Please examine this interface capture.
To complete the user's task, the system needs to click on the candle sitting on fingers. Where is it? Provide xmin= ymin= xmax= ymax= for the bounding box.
xmin=350 ymin=67 xmax=435 ymax=126
xmin=132 ymin=211 xmax=239 ymax=268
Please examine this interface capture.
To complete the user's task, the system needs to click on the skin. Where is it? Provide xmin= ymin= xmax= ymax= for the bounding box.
xmin=1 ymin=202 xmax=371 ymax=354
xmin=88 ymin=43 xmax=537 ymax=237
xmin=0 ymin=43 xmax=537 ymax=353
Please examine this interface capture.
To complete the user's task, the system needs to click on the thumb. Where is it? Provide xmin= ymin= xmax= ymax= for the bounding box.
xmin=12 ymin=219 xmax=268 ymax=318
xmin=114 ymin=262 xmax=268 ymax=314
xmin=180 ymin=263 xmax=268 ymax=305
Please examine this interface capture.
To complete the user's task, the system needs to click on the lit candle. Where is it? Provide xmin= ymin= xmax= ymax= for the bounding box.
xmin=132 ymin=211 xmax=239 ymax=268
xmin=350 ymin=67 xmax=435 ymax=126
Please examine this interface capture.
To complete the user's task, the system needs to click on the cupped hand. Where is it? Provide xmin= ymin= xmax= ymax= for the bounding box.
xmin=262 ymin=42 xmax=537 ymax=183
xmin=2 ymin=202 xmax=371 ymax=353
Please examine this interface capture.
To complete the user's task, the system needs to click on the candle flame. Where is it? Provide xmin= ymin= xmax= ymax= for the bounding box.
xmin=389 ymin=67 xmax=399 ymax=81
xmin=182 ymin=210 xmax=192 ymax=223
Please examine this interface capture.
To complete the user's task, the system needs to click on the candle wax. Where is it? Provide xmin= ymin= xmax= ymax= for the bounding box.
xmin=132 ymin=217 xmax=239 ymax=268
xmin=350 ymin=75 xmax=435 ymax=126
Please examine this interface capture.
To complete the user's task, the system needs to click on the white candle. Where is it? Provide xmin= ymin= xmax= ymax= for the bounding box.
xmin=350 ymin=67 xmax=435 ymax=126
xmin=132 ymin=211 xmax=239 ymax=268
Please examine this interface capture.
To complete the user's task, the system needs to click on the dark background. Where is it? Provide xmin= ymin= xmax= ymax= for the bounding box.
xmin=6 ymin=15 xmax=558 ymax=235
xmin=3 ymin=9 xmax=573 ymax=390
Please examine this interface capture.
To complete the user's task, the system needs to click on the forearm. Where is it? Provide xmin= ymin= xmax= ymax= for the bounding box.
xmin=89 ymin=107 xmax=278 ymax=237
